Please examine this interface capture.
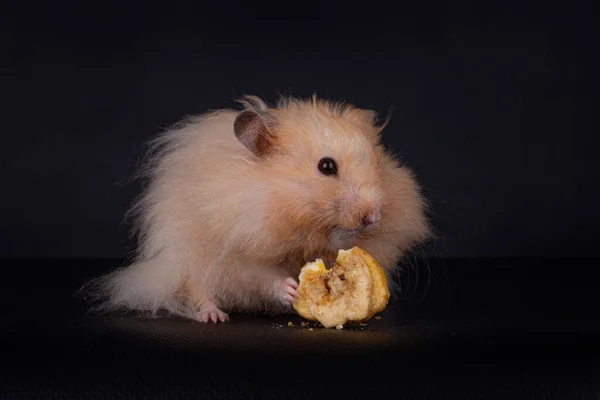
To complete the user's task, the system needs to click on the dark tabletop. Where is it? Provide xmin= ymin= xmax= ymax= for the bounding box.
xmin=1 ymin=258 xmax=599 ymax=399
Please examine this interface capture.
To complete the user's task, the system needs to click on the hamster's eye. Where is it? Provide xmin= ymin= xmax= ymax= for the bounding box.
xmin=318 ymin=157 xmax=338 ymax=176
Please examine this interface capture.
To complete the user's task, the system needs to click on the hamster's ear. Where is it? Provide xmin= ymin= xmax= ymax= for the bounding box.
xmin=234 ymin=110 xmax=277 ymax=157
xmin=363 ymin=109 xmax=391 ymax=134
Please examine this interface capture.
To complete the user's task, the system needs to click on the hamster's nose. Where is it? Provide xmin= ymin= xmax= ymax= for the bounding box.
xmin=361 ymin=210 xmax=381 ymax=227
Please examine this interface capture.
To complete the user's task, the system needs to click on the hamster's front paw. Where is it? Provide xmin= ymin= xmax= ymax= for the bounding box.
xmin=196 ymin=302 xmax=229 ymax=323
xmin=276 ymin=277 xmax=299 ymax=306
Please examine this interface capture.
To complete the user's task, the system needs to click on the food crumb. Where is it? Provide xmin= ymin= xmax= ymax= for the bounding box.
xmin=301 ymin=322 xmax=309 ymax=327
xmin=309 ymin=328 xmax=314 ymax=331
xmin=336 ymin=325 xmax=344 ymax=330
xmin=287 ymin=322 xmax=293 ymax=327
xmin=374 ymin=316 xmax=382 ymax=320
xmin=359 ymin=323 xmax=367 ymax=326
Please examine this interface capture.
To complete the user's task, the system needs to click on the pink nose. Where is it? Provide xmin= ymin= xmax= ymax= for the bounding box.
xmin=361 ymin=210 xmax=381 ymax=227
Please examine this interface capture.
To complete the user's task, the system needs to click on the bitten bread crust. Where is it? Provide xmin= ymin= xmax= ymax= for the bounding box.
xmin=293 ymin=246 xmax=390 ymax=328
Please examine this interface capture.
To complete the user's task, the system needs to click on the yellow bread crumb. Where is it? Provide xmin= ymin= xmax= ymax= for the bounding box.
xmin=293 ymin=246 xmax=390 ymax=328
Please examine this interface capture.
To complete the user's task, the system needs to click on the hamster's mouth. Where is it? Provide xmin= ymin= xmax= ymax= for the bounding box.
xmin=332 ymin=227 xmax=360 ymax=236
xmin=329 ymin=226 xmax=372 ymax=253
xmin=330 ymin=226 xmax=368 ymax=243
xmin=332 ymin=225 xmax=373 ymax=238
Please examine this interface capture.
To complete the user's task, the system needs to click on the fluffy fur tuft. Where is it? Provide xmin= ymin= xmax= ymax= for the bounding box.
xmin=81 ymin=94 xmax=431 ymax=320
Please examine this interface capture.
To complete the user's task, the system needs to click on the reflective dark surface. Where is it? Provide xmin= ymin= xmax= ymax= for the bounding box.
xmin=1 ymin=258 xmax=599 ymax=398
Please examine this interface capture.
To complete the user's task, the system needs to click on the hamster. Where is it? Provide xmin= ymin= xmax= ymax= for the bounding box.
xmin=83 ymin=94 xmax=431 ymax=323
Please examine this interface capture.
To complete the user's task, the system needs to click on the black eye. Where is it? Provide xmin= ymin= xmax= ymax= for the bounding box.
xmin=318 ymin=157 xmax=338 ymax=176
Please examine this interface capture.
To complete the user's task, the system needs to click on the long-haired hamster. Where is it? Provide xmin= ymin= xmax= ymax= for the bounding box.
xmin=83 ymin=94 xmax=431 ymax=323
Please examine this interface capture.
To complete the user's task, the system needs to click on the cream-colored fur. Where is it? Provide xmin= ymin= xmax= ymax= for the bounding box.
xmin=82 ymin=95 xmax=431 ymax=321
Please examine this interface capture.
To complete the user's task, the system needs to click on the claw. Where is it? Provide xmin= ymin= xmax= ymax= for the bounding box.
xmin=277 ymin=277 xmax=299 ymax=305
xmin=196 ymin=305 xmax=229 ymax=323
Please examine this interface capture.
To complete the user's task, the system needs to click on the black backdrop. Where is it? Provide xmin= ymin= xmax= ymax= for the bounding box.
xmin=2 ymin=0 xmax=596 ymax=259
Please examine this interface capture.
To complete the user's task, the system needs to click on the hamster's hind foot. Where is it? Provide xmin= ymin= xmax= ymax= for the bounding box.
xmin=196 ymin=302 xmax=229 ymax=323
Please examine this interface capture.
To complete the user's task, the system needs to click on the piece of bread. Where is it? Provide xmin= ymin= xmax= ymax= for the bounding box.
xmin=293 ymin=246 xmax=390 ymax=328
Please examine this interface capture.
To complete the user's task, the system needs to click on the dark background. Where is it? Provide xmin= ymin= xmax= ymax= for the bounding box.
xmin=1 ymin=0 xmax=597 ymax=259
xmin=2 ymin=3 xmax=600 ymax=398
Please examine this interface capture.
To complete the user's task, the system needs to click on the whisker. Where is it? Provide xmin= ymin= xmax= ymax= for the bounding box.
xmin=413 ymin=251 xmax=419 ymax=294
xmin=394 ymin=263 xmax=403 ymax=296
xmin=403 ymin=256 xmax=411 ymax=296
xmin=419 ymin=246 xmax=432 ymax=303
